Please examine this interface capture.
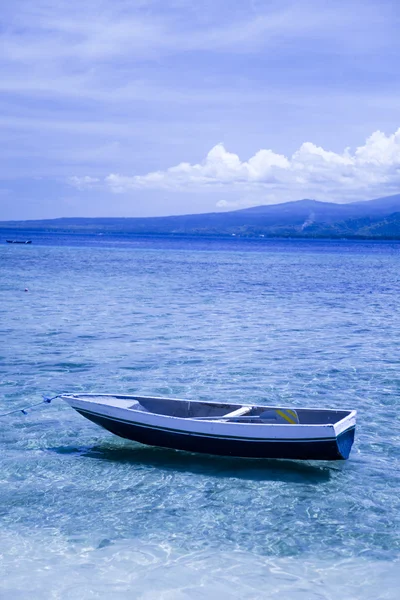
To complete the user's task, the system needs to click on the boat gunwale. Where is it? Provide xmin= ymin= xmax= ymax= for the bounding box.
xmin=60 ymin=393 xmax=357 ymax=429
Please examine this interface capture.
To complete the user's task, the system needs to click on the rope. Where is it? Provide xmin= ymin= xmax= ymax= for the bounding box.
xmin=0 ymin=394 xmax=61 ymax=418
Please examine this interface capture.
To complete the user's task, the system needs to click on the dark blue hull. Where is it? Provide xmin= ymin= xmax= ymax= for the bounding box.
xmin=76 ymin=409 xmax=355 ymax=460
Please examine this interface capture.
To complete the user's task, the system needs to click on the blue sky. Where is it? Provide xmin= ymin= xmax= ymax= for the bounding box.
xmin=1 ymin=0 xmax=399 ymax=219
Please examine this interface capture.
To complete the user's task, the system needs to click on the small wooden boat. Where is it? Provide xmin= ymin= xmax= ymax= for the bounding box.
xmin=61 ymin=394 xmax=356 ymax=460
xmin=6 ymin=240 xmax=32 ymax=244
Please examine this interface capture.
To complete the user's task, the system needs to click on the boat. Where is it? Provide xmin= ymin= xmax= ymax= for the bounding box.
xmin=6 ymin=240 xmax=32 ymax=244
xmin=60 ymin=394 xmax=356 ymax=460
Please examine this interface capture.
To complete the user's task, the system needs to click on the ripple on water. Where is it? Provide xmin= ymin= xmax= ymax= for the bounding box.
xmin=0 ymin=238 xmax=399 ymax=597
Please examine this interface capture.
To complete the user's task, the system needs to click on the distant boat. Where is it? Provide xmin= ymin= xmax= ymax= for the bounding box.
xmin=60 ymin=393 xmax=357 ymax=460
xmin=6 ymin=240 xmax=32 ymax=244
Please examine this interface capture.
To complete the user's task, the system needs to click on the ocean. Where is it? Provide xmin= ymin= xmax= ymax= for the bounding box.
xmin=1 ymin=232 xmax=399 ymax=599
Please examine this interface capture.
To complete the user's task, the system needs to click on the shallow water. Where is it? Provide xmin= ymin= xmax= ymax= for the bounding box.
xmin=1 ymin=234 xmax=399 ymax=598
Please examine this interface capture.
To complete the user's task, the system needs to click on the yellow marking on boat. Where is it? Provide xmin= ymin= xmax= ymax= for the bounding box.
xmin=276 ymin=409 xmax=299 ymax=424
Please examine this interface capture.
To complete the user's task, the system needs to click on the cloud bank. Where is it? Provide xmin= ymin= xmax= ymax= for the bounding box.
xmin=71 ymin=128 xmax=400 ymax=204
xmin=2 ymin=1 xmax=399 ymax=218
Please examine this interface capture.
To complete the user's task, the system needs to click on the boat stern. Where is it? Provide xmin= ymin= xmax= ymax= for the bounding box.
xmin=334 ymin=410 xmax=357 ymax=459
xmin=336 ymin=427 xmax=356 ymax=459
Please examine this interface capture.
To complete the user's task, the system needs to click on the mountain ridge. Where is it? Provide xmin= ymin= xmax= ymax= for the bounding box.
xmin=1 ymin=193 xmax=400 ymax=238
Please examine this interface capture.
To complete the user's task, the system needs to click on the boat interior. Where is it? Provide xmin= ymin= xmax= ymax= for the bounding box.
xmin=79 ymin=395 xmax=351 ymax=425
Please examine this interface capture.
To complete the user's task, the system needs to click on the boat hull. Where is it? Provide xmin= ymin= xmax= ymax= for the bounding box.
xmin=76 ymin=407 xmax=355 ymax=460
xmin=6 ymin=240 xmax=32 ymax=244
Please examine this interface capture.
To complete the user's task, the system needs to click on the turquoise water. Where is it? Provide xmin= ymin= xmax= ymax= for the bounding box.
xmin=1 ymin=235 xmax=399 ymax=599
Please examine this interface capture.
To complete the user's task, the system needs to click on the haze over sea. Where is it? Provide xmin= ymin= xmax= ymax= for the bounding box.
xmin=1 ymin=232 xmax=399 ymax=599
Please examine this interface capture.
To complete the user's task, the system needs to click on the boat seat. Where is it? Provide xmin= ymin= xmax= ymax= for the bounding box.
xmin=222 ymin=406 xmax=253 ymax=418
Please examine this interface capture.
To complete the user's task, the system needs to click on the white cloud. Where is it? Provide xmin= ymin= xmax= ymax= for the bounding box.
xmin=1 ymin=1 xmax=395 ymax=97
xmin=105 ymin=143 xmax=289 ymax=192
xmin=0 ymin=2 xmax=364 ymax=68
xmin=91 ymin=128 xmax=400 ymax=202
xmin=68 ymin=175 xmax=100 ymax=190
xmin=216 ymin=197 xmax=263 ymax=209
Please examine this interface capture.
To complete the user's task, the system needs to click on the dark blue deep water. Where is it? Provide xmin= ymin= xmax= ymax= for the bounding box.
xmin=1 ymin=232 xmax=399 ymax=598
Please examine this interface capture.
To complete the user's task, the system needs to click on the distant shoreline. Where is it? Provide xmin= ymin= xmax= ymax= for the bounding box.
xmin=1 ymin=227 xmax=400 ymax=241
xmin=1 ymin=194 xmax=400 ymax=239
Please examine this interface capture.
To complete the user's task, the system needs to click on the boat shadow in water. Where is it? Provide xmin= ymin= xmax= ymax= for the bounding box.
xmin=49 ymin=443 xmax=338 ymax=483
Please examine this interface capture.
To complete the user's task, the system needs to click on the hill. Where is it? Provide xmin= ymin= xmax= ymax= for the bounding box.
xmin=1 ymin=194 xmax=400 ymax=238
